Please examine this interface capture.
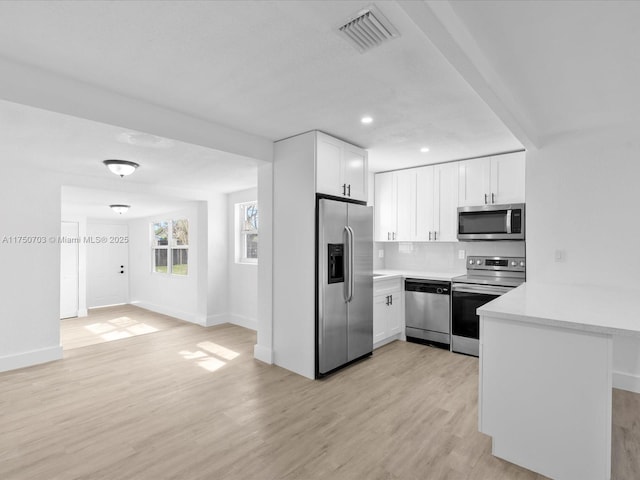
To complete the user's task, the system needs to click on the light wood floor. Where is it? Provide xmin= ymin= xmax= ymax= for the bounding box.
xmin=2 ymin=312 xmax=639 ymax=479
xmin=61 ymin=305 xmax=185 ymax=350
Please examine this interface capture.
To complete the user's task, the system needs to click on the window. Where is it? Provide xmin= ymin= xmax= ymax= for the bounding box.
xmin=236 ymin=202 xmax=258 ymax=264
xmin=152 ymin=219 xmax=189 ymax=275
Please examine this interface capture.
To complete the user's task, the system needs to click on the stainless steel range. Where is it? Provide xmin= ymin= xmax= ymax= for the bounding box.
xmin=451 ymin=256 xmax=525 ymax=356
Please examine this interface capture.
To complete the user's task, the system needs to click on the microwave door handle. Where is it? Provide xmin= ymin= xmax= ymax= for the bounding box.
xmin=506 ymin=209 xmax=512 ymax=234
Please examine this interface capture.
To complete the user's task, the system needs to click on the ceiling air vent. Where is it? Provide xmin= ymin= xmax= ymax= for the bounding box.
xmin=337 ymin=5 xmax=399 ymax=53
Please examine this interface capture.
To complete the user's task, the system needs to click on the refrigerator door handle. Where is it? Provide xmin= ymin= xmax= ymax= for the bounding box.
xmin=343 ymin=226 xmax=350 ymax=303
xmin=344 ymin=226 xmax=354 ymax=303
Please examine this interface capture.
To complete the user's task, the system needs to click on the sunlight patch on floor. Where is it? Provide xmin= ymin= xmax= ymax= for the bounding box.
xmin=197 ymin=341 xmax=240 ymax=360
xmin=83 ymin=316 xmax=159 ymax=343
xmin=179 ymin=342 xmax=241 ymax=372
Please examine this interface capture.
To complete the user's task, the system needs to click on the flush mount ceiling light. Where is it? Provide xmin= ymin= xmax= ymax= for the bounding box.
xmin=361 ymin=116 xmax=373 ymax=124
xmin=420 ymin=147 xmax=430 ymax=153
xmin=103 ymin=159 xmax=140 ymax=177
xmin=109 ymin=204 xmax=130 ymax=215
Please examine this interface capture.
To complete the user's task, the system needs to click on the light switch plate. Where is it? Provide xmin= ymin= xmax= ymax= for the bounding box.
xmin=378 ymin=249 xmax=384 ymax=258
xmin=458 ymin=250 xmax=466 ymax=259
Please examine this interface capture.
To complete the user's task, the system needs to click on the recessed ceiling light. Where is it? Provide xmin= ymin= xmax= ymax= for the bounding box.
xmin=361 ymin=116 xmax=373 ymax=125
xmin=103 ymin=159 xmax=140 ymax=177
xmin=420 ymin=147 xmax=430 ymax=153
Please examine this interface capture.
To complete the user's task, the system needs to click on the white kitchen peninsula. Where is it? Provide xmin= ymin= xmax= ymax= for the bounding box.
xmin=477 ymin=282 xmax=640 ymax=480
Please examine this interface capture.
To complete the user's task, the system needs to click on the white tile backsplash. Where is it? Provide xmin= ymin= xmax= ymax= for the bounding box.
xmin=378 ymin=241 xmax=526 ymax=272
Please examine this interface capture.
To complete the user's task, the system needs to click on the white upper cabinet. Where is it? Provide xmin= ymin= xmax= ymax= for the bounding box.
xmin=434 ymin=162 xmax=459 ymax=241
xmin=374 ymin=171 xmax=397 ymax=241
xmin=490 ymin=152 xmax=526 ymax=205
xmin=395 ymin=169 xmax=416 ymax=241
xmin=415 ymin=166 xmax=435 ymax=241
xmin=342 ymin=144 xmax=368 ymax=201
xmin=374 ymin=169 xmax=416 ymax=241
xmin=316 ymin=132 xmax=368 ymax=202
xmin=458 ymin=152 xmax=525 ymax=206
xmin=415 ymin=163 xmax=459 ymax=242
xmin=375 ymin=152 xmax=524 ymax=243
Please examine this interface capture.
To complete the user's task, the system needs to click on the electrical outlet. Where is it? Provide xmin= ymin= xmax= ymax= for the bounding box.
xmin=458 ymin=249 xmax=466 ymax=259
xmin=378 ymin=249 xmax=384 ymax=259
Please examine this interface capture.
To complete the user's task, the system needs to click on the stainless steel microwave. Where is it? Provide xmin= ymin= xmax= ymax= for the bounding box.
xmin=457 ymin=203 xmax=525 ymax=241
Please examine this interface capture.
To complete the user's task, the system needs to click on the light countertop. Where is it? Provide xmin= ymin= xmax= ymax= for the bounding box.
xmin=478 ymin=282 xmax=640 ymax=337
xmin=373 ymin=269 xmax=464 ymax=282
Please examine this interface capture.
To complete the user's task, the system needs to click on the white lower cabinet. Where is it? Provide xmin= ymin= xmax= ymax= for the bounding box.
xmin=373 ymin=277 xmax=403 ymax=348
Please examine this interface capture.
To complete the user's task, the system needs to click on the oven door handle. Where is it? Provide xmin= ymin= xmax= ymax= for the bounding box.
xmin=452 ymin=284 xmax=514 ymax=295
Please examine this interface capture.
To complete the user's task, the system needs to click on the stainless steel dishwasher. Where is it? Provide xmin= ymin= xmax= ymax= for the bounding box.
xmin=405 ymin=279 xmax=451 ymax=349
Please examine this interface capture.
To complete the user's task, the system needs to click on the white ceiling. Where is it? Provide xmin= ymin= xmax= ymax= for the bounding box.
xmin=0 ymin=99 xmax=260 ymax=219
xmin=0 ymin=100 xmax=259 ymax=192
xmin=446 ymin=0 xmax=640 ymax=143
xmin=3 ymin=0 xmax=634 ymax=211
xmin=62 ymin=186 xmax=199 ymax=221
xmin=0 ymin=0 xmax=522 ymax=173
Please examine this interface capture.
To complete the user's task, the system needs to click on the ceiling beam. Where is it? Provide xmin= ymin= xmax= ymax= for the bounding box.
xmin=398 ymin=0 xmax=539 ymax=151
xmin=0 ymin=56 xmax=273 ymax=162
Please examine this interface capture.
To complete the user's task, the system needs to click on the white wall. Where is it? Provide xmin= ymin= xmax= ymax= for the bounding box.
xmin=226 ymin=188 xmax=258 ymax=330
xmin=128 ymin=204 xmax=207 ymax=325
xmin=0 ymin=167 xmax=62 ymax=372
xmin=255 ymin=162 xmax=274 ymax=364
xmin=206 ymin=193 xmax=229 ymax=326
xmin=526 ymin=126 xmax=640 ymax=391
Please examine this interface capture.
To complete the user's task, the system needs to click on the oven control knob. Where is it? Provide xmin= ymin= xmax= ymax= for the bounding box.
xmin=519 ymin=261 xmax=525 ymax=267
xmin=511 ymin=261 xmax=517 ymax=266
xmin=469 ymin=259 xmax=474 ymax=265
xmin=476 ymin=260 xmax=482 ymax=265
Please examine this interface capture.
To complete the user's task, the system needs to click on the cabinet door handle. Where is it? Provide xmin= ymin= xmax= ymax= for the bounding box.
xmin=392 ymin=232 xmax=396 ymax=240
xmin=342 ymin=183 xmax=347 ymax=196
xmin=428 ymin=231 xmax=432 ymax=241
xmin=387 ymin=232 xmax=390 ymax=241
xmin=434 ymin=231 xmax=437 ymax=240
xmin=484 ymin=193 xmax=488 ymax=204
xmin=492 ymin=192 xmax=495 ymax=204
xmin=347 ymin=184 xmax=351 ymax=196
xmin=389 ymin=295 xmax=393 ymax=305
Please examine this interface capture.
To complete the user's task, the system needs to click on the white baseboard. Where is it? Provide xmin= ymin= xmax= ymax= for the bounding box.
xmin=254 ymin=344 xmax=273 ymax=364
xmin=0 ymin=345 xmax=63 ymax=373
xmin=374 ymin=333 xmax=401 ymax=350
xmin=227 ymin=314 xmax=257 ymax=331
xmin=130 ymin=301 xmax=205 ymax=326
xmin=613 ymin=371 xmax=640 ymax=393
xmin=78 ymin=308 xmax=88 ymax=318
xmin=205 ymin=313 xmax=228 ymax=327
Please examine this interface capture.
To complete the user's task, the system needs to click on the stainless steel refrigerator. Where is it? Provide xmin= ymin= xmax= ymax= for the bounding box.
xmin=316 ymin=197 xmax=373 ymax=377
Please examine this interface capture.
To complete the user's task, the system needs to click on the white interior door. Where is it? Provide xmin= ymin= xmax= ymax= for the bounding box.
xmin=87 ymin=223 xmax=129 ymax=308
xmin=60 ymin=221 xmax=79 ymax=319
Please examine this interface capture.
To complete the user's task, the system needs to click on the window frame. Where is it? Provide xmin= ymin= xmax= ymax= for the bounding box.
xmin=151 ymin=218 xmax=189 ymax=276
xmin=236 ymin=201 xmax=258 ymax=265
